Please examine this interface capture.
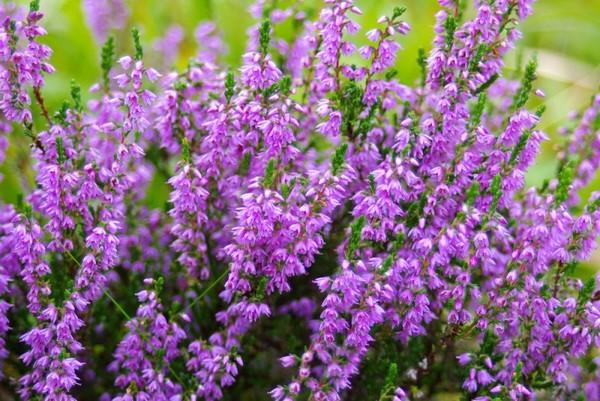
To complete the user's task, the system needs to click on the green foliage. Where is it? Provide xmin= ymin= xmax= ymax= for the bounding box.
xmin=588 ymin=196 xmax=600 ymax=213
xmin=347 ymin=216 xmax=366 ymax=259
xmin=514 ymin=361 xmax=523 ymax=381
xmin=392 ymin=7 xmax=407 ymax=20
xmin=369 ymin=173 xmax=376 ymax=194
xmin=385 ymin=69 xmax=398 ymax=81
xmin=132 ymin=27 xmax=144 ymax=60
xmin=417 ymin=48 xmax=427 ymax=87
xmin=29 ymin=0 xmax=40 ymax=12
xmin=469 ymin=93 xmax=487 ymax=128
xmin=54 ymin=101 xmax=69 ymax=124
xmin=101 ymin=36 xmax=115 ymax=90
xmin=17 ymin=195 xmax=33 ymax=220
xmin=535 ymin=104 xmax=546 ymax=118
xmin=182 ymin=138 xmax=191 ymax=164
xmin=481 ymin=329 xmax=499 ymax=356
xmin=444 ymin=15 xmax=457 ymax=49
xmin=55 ymin=137 xmax=66 ymax=164
xmin=278 ymin=75 xmax=292 ymax=95
xmin=577 ymin=278 xmax=596 ymax=314
xmin=238 ymin=152 xmax=252 ymax=176
xmin=554 ymin=160 xmax=574 ymax=206
xmin=489 ymin=174 xmax=503 ymax=214
xmin=336 ymin=81 xmax=364 ymax=137
xmin=356 ymin=100 xmax=380 ymax=139
xmin=509 ymin=130 xmax=531 ymax=166
xmin=225 ymin=71 xmax=235 ymax=103
xmin=468 ymin=44 xmax=488 ymax=73
xmin=281 ymin=178 xmax=296 ymax=199
xmin=511 ymin=57 xmax=538 ymax=111
xmin=263 ymin=75 xmax=292 ymax=98
xmin=377 ymin=362 xmax=399 ymax=401
xmin=263 ymin=158 xmax=277 ymax=188
xmin=154 ymin=276 xmax=165 ymax=296
xmin=251 ymin=277 xmax=269 ymax=302
xmin=394 ymin=231 xmax=405 ymax=249
xmin=474 ymin=73 xmax=499 ymax=95
xmin=381 ymin=255 xmax=394 ymax=273
xmin=465 ymin=181 xmax=480 ymax=206
xmin=259 ymin=20 xmax=271 ymax=55
xmin=70 ymin=80 xmax=83 ymax=112
xmin=406 ymin=194 xmax=427 ymax=228
xmin=332 ymin=143 xmax=349 ymax=175
xmin=49 ymin=254 xmax=75 ymax=305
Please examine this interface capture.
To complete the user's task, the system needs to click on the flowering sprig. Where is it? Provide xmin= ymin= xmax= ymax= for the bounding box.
xmin=111 ymin=278 xmax=187 ymax=401
xmin=0 ymin=1 xmax=600 ymax=400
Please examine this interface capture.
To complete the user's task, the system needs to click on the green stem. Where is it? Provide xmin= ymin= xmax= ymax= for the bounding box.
xmin=187 ymin=267 xmax=230 ymax=311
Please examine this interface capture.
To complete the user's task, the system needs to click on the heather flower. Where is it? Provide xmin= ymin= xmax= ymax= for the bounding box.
xmin=83 ymin=0 xmax=128 ymax=42
xmin=0 ymin=3 xmax=53 ymax=123
xmin=153 ymin=25 xmax=184 ymax=67
xmin=168 ymin=158 xmax=210 ymax=280
xmin=0 ymin=205 xmax=17 ymax=377
xmin=111 ymin=279 xmax=186 ymax=400
xmin=0 ymin=1 xmax=599 ymax=400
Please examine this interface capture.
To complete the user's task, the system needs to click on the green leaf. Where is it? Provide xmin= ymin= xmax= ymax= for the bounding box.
xmin=392 ymin=7 xmax=407 ymax=20
xmin=510 ymin=57 xmax=538 ymax=111
xmin=281 ymin=178 xmax=296 ymax=199
xmin=347 ymin=216 xmax=366 ymax=259
xmin=132 ymin=27 xmax=144 ymax=60
xmin=263 ymin=158 xmax=277 ymax=188
xmin=577 ymin=278 xmax=595 ymax=315
xmin=474 ymin=73 xmax=499 ymax=95
xmin=481 ymin=329 xmax=499 ymax=355
xmin=225 ymin=71 xmax=235 ymax=103
xmin=470 ymin=93 xmax=487 ymax=128
xmin=417 ymin=48 xmax=427 ymax=87
xmin=259 ymin=20 xmax=271 ymax=55
xmin=29 ymin=0 xmax=40 ymax=12
xmin=56 ymin=137 xmax=66 ymax=164
xmin=70 ymin=80 xmax=82 ymax=112
xmin=332 ymin=143 xmax=349 ymax=175
xmin=377 ymin=362 xmax=399 ymax=401
xmin=468 ymin=44 xmax=488 ymax=73
xmin=101 ymin=36 xmax=115 ymax=89
xmin=54 ymin=101 xmax=69 ymax=124
xmin=369 ymin=174 xmax=376 ymax=195
xmin=381 ymin=255 xmax=394 ymax=274
xmin=182 ymin=138 xmax=191 ymax=164
xmin=465 ymin=181 xmax=480 ymax=206
xmin=489 ymin=174 xmax=503 ymax=214
xmin=444 ymin=15 xmax=457 ymax=49
xmin=554 ymin=160 xmax=574 ymax=206
xmin=509 ymin=130 xmax=531 ymax=166
xmin=238 ymin=152 xmax=251 ymax=176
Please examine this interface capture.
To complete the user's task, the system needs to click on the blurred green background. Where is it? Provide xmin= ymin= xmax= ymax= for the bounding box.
xmin=3 ymin=0 xmax=600 ymax=266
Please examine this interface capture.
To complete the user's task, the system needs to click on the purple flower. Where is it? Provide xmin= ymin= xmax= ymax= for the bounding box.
xmin=83 ymin=0 xmax=128 ymax=42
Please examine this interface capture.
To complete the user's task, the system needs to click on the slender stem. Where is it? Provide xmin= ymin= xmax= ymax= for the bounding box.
xmin=66 ymin=235 xmax=190 ymax=392
xmin=24 ymin=121 xmax=45 ymax=153
xmin=66 ymin=249 xmax=135 ymax=321
xmin=33 ymin=86 xmax=52 ymax=126
xmin=104 ymin=289 xmax=132 ymax=321
xmin=65 ymin=249 xmax=81 ymax=267
xmin=187 ymin=267 xmax=230 ymax=310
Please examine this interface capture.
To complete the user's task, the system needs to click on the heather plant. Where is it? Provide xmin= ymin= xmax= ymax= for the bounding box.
xmin=0 ymin=0 xmax=600 ymax=400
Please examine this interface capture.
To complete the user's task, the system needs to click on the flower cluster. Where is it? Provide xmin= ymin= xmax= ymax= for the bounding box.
xmin=111 ymin=278 xmax=186 ymax=401
xmin=0 ymin=0 xmax=599 ymax=401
